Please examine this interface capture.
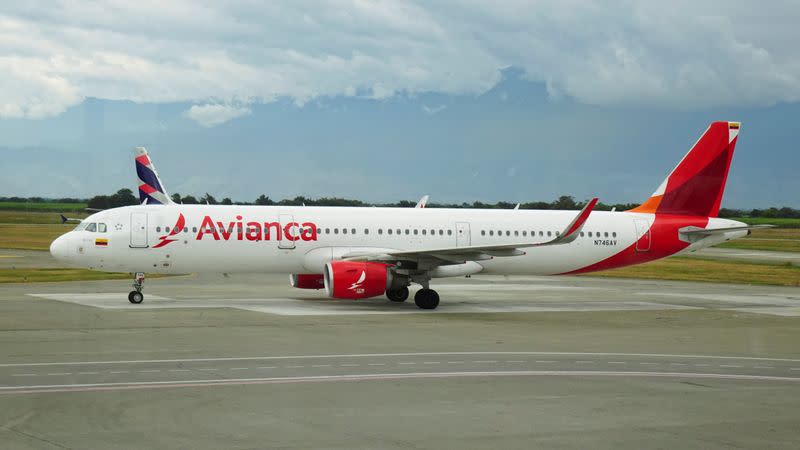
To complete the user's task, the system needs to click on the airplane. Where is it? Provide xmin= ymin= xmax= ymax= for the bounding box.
xmin=50 ymin=121 xmax=761 ymax=309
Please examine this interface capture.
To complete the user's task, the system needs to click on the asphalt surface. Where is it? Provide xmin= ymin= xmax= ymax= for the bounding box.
xmin=1 ymin=251 xmax=799 ymax=449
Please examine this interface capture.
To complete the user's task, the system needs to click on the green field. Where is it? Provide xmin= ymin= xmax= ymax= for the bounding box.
xmin=586 ymin=256 xmax=800 ymax=287
xmin=0 ymin=268 xmax=132 ymax=284
xmin=0 ymin=224 xmax=74 ymax=250
xmin=0 ymin=201 xmax=87 ymax=212
xmin=0 ymin=209 xmax=89 ymax=224
xmin=731 ymin=217 xmax=800 ymax=228
xmin=717 ymin=227 xmax=800 ymax=252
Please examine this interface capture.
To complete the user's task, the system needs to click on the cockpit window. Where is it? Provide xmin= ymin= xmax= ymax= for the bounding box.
xmin=73 ymin=222 xmax=87 ymax=231
xmin=85 ymin=223 xmax=97 ymax=232
xmin=98 ymin=223 xmax=107 ymax=233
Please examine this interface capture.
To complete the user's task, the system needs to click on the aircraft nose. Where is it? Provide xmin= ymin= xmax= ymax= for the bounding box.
xmin=49 ymin=234 xmax=70 ymax=261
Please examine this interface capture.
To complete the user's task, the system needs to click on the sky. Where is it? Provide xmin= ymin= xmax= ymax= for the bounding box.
xmin=1 ymin=1 xmax=799 ymax=208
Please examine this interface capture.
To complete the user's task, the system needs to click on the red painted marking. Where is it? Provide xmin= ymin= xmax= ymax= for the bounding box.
xmin=135 ymin=154 xmax=151 ymax=166
xmin=138 ymin=183 xmax=157 ymax=195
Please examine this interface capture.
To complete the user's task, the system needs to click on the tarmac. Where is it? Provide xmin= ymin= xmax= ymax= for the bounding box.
xmin=0 ymin=250 xmax=799 ymax=449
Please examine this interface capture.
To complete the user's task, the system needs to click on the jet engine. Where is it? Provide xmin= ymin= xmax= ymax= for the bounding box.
xmin=289 ymin=274 xmax=325 ymax=289
xmin=323 ymin=261 xmax=394 ymax=299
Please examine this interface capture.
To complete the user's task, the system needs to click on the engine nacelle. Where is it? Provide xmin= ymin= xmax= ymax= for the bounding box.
xmin=289 ymin=274 xmax=325 ymax=290
xmin=323 ymin=261 xmax=392 ymax=299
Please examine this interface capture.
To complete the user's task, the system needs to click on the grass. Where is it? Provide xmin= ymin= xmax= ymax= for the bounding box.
xmin=0 ymin=210 xmax=89 ymax=224
xmin=731 ymin=217 xmax=800 ymax=228
xmin=0 ymin=224 xmax=74 ymax=250
xmin=585 ymin=256 xmax=800 ymax=287
xmin=717 ymin=227 xmax=800 ymax=253
xmin=0 ymin=268 xmax=132 ymax=284
xmin=0 ymin=201 xmax=87 ymax=212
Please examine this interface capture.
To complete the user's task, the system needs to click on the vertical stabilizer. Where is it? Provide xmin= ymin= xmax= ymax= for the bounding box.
xmin=135 ymin=147 xmax=174 ymax=205
xmin=629 ymin=121 xmax=739 ymax=217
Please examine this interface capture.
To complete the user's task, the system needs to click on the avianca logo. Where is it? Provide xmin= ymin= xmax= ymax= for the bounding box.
xmin=153 ymin=214 xmax=185 ymax=248
xmin=348 ymin=270 xmax=366 ymax=293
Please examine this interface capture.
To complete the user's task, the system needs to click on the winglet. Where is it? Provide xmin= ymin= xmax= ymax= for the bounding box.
xmin=557 ymin=198 xmax=598 ymax=244
xmin=415 ymin=195 xmax=429 ymax=209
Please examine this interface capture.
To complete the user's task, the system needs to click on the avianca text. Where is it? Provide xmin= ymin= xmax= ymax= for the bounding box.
xmin=197 ymin=216 xmax=317 ymax=242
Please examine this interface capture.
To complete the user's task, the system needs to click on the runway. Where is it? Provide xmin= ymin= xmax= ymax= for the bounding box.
xmin=1 ymin=259 xmax=800 ymax=448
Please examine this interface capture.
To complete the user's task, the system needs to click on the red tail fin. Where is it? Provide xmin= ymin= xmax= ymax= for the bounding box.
xmin=629 ymin=121 xmax=739 ymax=217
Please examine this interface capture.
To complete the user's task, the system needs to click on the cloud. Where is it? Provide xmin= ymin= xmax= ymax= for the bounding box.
xmin=1 ymin=1 xmax=799 ymax=120
xmin=422 ymin=104 xmax=446 ymax=115
xmin=184 ymin=103 xmax=251 ymax=127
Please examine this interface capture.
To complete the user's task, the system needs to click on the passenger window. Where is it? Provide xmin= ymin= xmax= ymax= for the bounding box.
xmin=430 ymin=229 xmax=435 ymax=235
xmin=334 ymin=228 xmax=339 ymax=234
xmin=539 ymin=231 xmax=543 ymax=237
xmin=405 ymin=229 xmax=409 ymax=235
xmin=489 ymin=230 xmax=494 ymax=236
xmin=506 ymin=231 xmax=510 ymax=236
xmin=604 ymin=232 xmax=608 ymax=237
xmin=547 ymin=231 xmax=552 ymax=237
xmin=378 ymin=229 xmax=383 ymax=235
xmin=193 ymin=227 xmax=197 ymax=233
xmin=388 ymin=229 xmax=393 ymax=235
xmin=184 ymin=227 xmax=188 ymax=233
xmin=325 ymin=228 xmax=330 ymax=234
xmin=580 ymin=232 xmax=584 ymax=237
xmin=447 ymin=230 xmax=452 ymax=236
xmin=397 ymin=229 xmax=401 ymax=235
xmin=422 ymin=229 xmax=427 ymax=235
xmin=156 ymin=226 xmax=162 ymax=233
xmin=481 ymin=230 xmax=485 ymax=236
xmin=556 ymin=231 xmax=560 ymax=236
xmin=364 ymin=228 xmax=369 ymax=235
xmin=612 ymin=232 xmax=617 ymax=238
xmin=514 ymin=231 xmax=519 ymax=236
xmin=86 ymin=223 xmax=97 ymax=232
xmin=342 ymin=228 xmax=348 ymax=234
xmin=165 ymin=227 xmax=171 ymax=233
xmin=316 ymin=228 xmax=322 ymax=234
xmin=439 ymin=230 xmax=443 ymax=235
xmin=588 ymin=232 xmax=592 ymax=237
xmin=351 ymin=228 xmax=356 ymax=234
xmin=413 ymin=229 xmax=418 ymax=235
xmin=523 ymin=231 xmax=527 ymax=237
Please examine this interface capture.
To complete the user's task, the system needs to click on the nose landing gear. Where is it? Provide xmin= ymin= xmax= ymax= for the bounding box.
xmin=128 ymin=272 xmax=145 ymax=304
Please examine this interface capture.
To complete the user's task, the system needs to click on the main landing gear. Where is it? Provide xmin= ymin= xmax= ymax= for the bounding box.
xmin=386 ymin=287 xmax=409 ymax=302
xmin=414 ymin=289 xmax=439 ymax=310
xmin=128 ymin=272 xmax=145 ymax=304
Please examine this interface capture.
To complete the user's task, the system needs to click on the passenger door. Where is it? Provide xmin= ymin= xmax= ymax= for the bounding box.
xmin=633 ymin=219 xmax=651 ymax=252
xmin=279 ymin=214 xmax=296 ymax=249
xmin=130 ymin=212 xmax=148 ymax=248
xmin=456 ymin=222 xmax=471 ymax=247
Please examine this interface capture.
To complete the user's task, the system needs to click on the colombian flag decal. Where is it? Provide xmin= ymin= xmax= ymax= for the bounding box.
xmin=729 ymin=122 xmax=740 ymax=129
xmin=95 ymin=238 xmax=108 ymax=246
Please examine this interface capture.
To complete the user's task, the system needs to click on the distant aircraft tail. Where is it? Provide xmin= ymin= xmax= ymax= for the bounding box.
xmin=629 ymin=121 xmax=739 ymax=217
xmin=135 ymin=147 xmax=174 ymax=205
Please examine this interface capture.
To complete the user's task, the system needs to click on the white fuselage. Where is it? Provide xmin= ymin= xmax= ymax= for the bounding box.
xmin=50 ymin=204 xmax=746 ymax=277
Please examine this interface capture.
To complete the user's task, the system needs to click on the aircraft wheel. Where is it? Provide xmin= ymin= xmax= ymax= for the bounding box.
xmin=414 ymin=289 xmax=439 ymax=310
xmin=387 ymin=287 xmax=409 ymax=302
xmin=128 ymin=291 xmax=144 ymax=304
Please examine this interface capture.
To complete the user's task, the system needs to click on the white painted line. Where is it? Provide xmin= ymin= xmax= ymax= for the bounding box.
xmin=2 ymin=370 xmax=799 ymax=395
xmin=4 ymin=351 xmax=798 ymax=368
xmin=197 ymin=368 xmax=216 ymax=372
xmin=229 ymin=368 xmax=248 ymax=371
xmin=311 ymin=365 xmax=330 ymax=368
xmin=138 ymin=370 xmax=160 ymax=373
xmin=340 ymin=364 xmax=359 ymax=367
xmin=78 ymin=372 xmax=99 ymax=375
xmin=607 ymin=362 xmax=626 ymax=365
xmin=46 ymin=373 xmax=71 ymax=376
xmin=423 ymin=362 xmax=440 ymax=365
xmin=754 ymin=366 xmax=774 ymax=369
xmin=109 ymin=371 xmax=129 ymax=374
xmin=11 ymin=374 xmax=37 ymax=377
xmin=258 ymin=366 xmax=276 ymax=369
xmin=476 ymin=360 xmax=498 ymax=364
xmin=368 ymin=363 xmax=385 ymax=366
xmin=639 ymin=363 xmax=658 ymax=366
xmin=169 ymin=369 xmax=190 ymax=372
xmin=536 ymin=360 xmax=555 ymax=363
xmin=506 ymin=360 xmax=524 ymax=363
xmin=286 ymin=365 xmax=305 ymax=369
xmin=398 ymin=362 xmax=415 ymax=365
xmin=575 ymin=361 xmax=593 ymax=364
xmin=447 ymin=361 xmax=464 ymax=364
xmin=670 ymin=363 xmax=687 ymax=366
xmin=719 ymin=365 xmax=742 ymax=368
xmin=694 ymin=364 xmax=711 ymax=367
xmin=789 ymin=368 xmax=800 ymax=371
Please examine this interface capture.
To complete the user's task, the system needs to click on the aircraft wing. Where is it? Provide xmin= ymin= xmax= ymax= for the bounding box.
xmin=342 ymin=198 xmax=598 ymax=264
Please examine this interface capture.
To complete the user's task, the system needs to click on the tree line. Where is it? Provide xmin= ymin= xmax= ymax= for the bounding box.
xmin=3 ymin=191 xmax=799 ymax=218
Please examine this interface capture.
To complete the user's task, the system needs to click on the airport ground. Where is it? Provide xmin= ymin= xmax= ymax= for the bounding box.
xmin=1 ymin=246 xmax=800 ymax=449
